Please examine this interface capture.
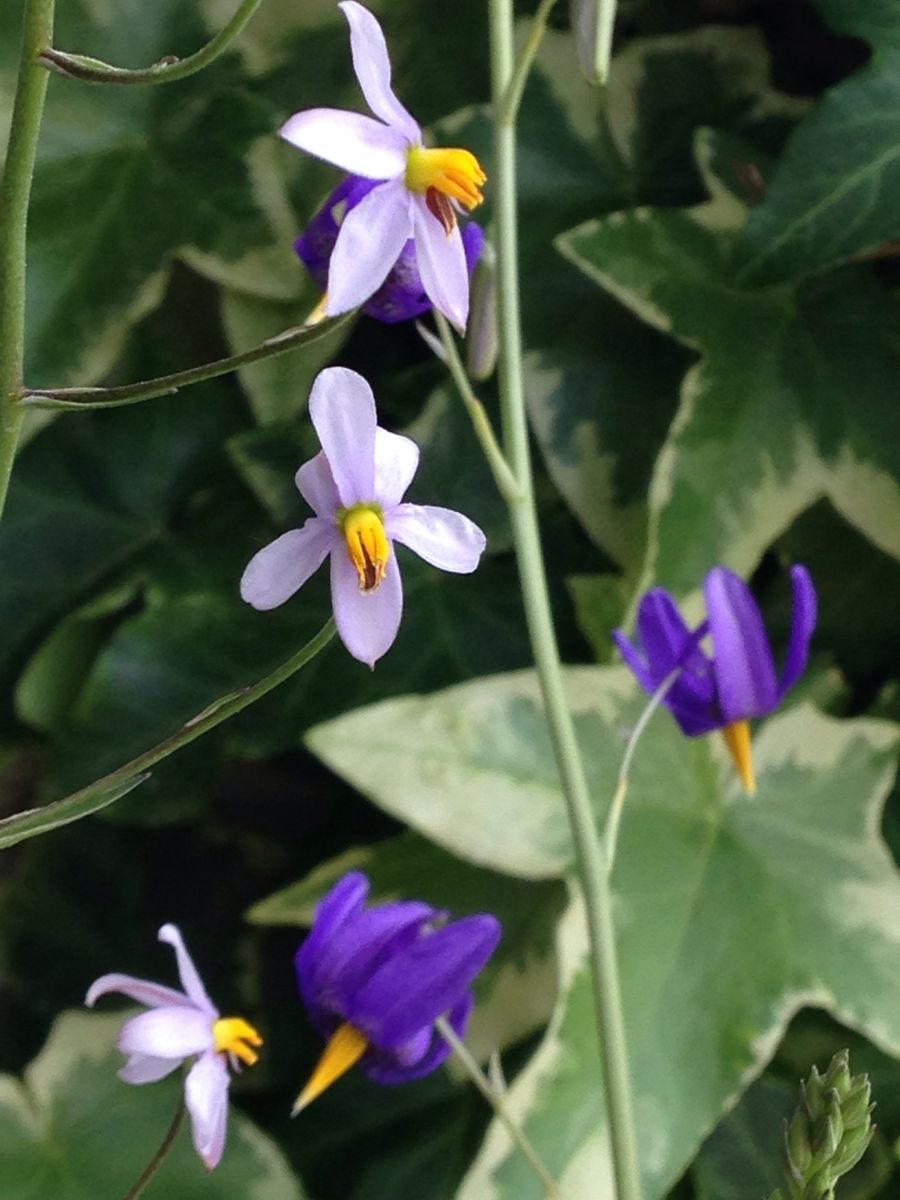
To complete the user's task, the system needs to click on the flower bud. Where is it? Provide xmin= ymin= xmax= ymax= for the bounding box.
xmin=465 ymin=239 xmax=498 ymax=381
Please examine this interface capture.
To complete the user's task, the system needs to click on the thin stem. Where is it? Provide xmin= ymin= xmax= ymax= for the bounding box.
xmin=499 ymin=0 xmax=560 ymax=125
xmin=21 ymin=315 xmax=350 ymax=411
xmin=435 ymin=1017 xmax=561 ymax=1200
xmin=433 ymin=311 xmax=522 ymax=505
xmin=488 ymin=1 xmax=642 ymax=1197
xmin=593 ymin=0 xmax=617 ymax=84
xmin=0 ymin=0 xmax=56 ymax=520
xmin=122 ymin=1098 xmax=186 ymax=1200
xmin=39 ymin=0 xmax=261 ymax=85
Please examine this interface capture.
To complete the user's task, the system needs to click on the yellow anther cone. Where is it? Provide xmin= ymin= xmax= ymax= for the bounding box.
xmin=213 ymin=1016 xmax=263 ymax=1067
xmin=721 ymin=720 xmax=756 ymax=794
xmin=292 ymin=1022 xmax=369 ymax=1116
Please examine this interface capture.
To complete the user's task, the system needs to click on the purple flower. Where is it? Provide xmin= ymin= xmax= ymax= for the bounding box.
xmin=279 ymin=1 xmax=486 ymax=331
xmin=296 ymin=175 xmax=485 ymax=324
xmin=613 ymin=565 xmax=817 ymax=792
xmin=85 ymin=924 xmax=263 ymax=1171
xmin=292 ymin=871 xmax=501 ymax=1112
xmin=240 ymin=366 xmax=486 ymax=667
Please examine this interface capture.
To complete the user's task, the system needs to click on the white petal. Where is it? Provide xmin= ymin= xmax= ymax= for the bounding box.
xmin=386 ymin=504 xmax=486 ymax=573
xmin=279 ymin=108 xmax=407 ymax=178
xmin=118 ymin=1006 xmax=214 ymax=1059
xmin=330 ymin=546 xmax=403 ymax=668
xmin=339 ymin=1 xmax=421 ymax=143
xmin=158 ymin=924 xmax=216 ymax=1014
xmin=119 ymin=1053 xmax=183 ymax=1085
xmin=185 ymin=1051 xmax=230 ymax=1171
xmin=240 ymin=520 xmax=336 ymax=611
xmin=295 ymin=451 xmax=340 ymax=518
xmin=326 ymin=179 xmax=413 ymax=317
xmin=412 ymin=197 xmax=470 ymax=332
xmin=308 ymin=367 xmax=378 ymax=506
xmin=374 ymin=427 xmax=419 ymax=506
xmin=85 ymin=972 xmax=187 ymax=1011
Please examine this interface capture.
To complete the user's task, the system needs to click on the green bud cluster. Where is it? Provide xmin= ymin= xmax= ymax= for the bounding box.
xmin=768 ymin=1050 xmax=874 ymax=1200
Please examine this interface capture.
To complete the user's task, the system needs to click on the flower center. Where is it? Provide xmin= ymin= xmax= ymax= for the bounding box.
xmin=213 ymin=1016 xmax=263 ymax=1067
xmin=339 ymin=503 xmax=390 ymax=592
xmin=405 ymin=146 xmax=486 ymax=235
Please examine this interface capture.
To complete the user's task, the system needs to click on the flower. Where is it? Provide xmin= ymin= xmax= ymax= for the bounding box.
xmin=85 ymin=924 xmax=263 ymax=1171
xmin=292 ymin=871 xmax=501 ymax=1112
xmin=279 ymin=1 xmax=486 ymax=331
xmin=296 ymin=175 xmax=485 ymax=324
xmin=240 ymin=366 xmax=486 ymax=668
xmin=613 ymin=565 xmax=817 ymax=792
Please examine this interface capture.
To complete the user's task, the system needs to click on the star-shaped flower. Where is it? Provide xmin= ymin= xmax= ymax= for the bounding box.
xmin=240 ymin=366 xmax=486 ymax=667
xmin=280 ymin=1 xmax=486 ymax=331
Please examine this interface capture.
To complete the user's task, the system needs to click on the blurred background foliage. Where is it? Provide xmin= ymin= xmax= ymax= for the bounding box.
xmin=1 ymin=0 xmax=899 ymax=1196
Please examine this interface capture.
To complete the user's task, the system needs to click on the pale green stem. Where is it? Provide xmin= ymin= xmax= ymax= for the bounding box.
xmin=604 ymin=665 xmax=682 ymax=868
xmin=593 ymin=0 xmax=617 ymax=84
xmin=122 ymin=1099 xmax=186 ymax=1200
xmin=22 ymin=315 xmax=350 ymax=411
xmin=499 ymin=0 xmax=560 ymax=125
xmin=0 ymin=0 xmax=56 ymax=520
xmin=435 ymin=1017 xmax=562 ymax=1200
xmin=433 ymin=311 xmax=522 ymax=506
xmin=488 ymin=0 xmax=642 ymax=1197
xmin=39 ymin=0 xmax=261 ymax=85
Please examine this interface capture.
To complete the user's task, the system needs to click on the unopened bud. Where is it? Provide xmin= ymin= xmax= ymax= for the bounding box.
xmin=465 ymin=240 xmax=497 ymax=381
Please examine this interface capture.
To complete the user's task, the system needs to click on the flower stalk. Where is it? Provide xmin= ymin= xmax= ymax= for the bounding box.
xmin=0 ymin=0 xmax=56 ymax=522
xmin=121 ymin=1098 xmax=186 ymax=1200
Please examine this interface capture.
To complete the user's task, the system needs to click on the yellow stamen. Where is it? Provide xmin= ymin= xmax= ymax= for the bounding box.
xmin=304 ymin=292 xmax=329 ymax=326
xmin=340 ymin=504 xmax=390 ymax=592
xmin=291 ymin=1022 xmax=368 ymax=1116
xmin=405 ymin=146 xmax=486 ymax=233
xmin=213 ymin=1017 xmax=263 ymax=1067
xmin=721 ymin=720 xmax=756 ymax=794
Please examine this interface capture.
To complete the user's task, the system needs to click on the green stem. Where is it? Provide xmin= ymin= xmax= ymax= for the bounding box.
xmin=499 ymin=0 xmax=560 ymax=125
xmin=122 ymin=1098 xmax=186 ymax=1200
xmin=39 ymin=0 xmax=261 ymax=85
xmin=0 ymin=0 xmax=56 ymax=520
xmin=593 ymin=0 xmax=617 ymax=84
xmin=435 ymin=1016 xmax=561 ymax=1200
xmin=0 ymin=619 xmax=336 ymax=850
xmin=21 ymin=315 xmax=350 ymax=411
xmin=488 ymin=1 xmax=642 ymax=1197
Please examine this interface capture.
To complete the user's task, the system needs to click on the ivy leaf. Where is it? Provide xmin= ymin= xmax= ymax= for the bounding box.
xmin=306 ymin=666 xmax=900 ymax=1197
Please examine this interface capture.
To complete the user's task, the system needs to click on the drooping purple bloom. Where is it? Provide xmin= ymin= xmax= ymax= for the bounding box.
xmin=292 ymin=871 xmax=501 ymax=1110
xmin=86 ymin=925 xmax=263 ymax=1171
xmin=279 ymin=1 xmax=486 ymax=331
xmin=240 ymin=366 xmax=486 ymax=668
xmin=296 ymin=175 xmax=485 ymax=324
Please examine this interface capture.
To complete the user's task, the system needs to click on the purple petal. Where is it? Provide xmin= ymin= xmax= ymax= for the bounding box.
xmin=119 ymin=1053 xmax=183 ymax=1085
xmin=85 ymin=972 xmax=187 ymax=1011
xmin=374 ymin=428 xmax=419 ymax=507
xmin=365 ymin=992 xmax=473 ymax=1085
xmin=386 ymin=504 xmax=485 ymax=573
xmin=279 ymin=108 xmax=407 ymax=178
xmin=339 ymin=2 xmax=421 ymax=143
xmin=295 ymin=451 xmax=341 ymax=518
xmin=158 ymin=924 xmax=216 ymax=1014
xmin=777 ymin=564 xmax=817 ymax=697
xmin=296 ymin=873 xmax=370 ymax=1023
xmin=705 ymin=567 xmax=778 ymax=722
xmin=347 ymin=914 xmax=500 ymax=1048
xmin=185 ymin=1051 xmax=230 ymax=1171
xmin=330 ymin=544 xmax=403 ymax=667
xmin=612 ymin=629 xmax=654 ymax=693
xmin=636 ymin=590 xmax=708 ymax=684
xmin=118 ymin=1006 xmax=214 ymax=1059
xmin=309 ymin=367 xmax=378 ymax=506
xmin=412 ymin=197 xmax=470 ymax=331
xmin=326 ymin=179 xmax=413 ymax=316
xmin=240 ymin=520 xmax=336 ymax=611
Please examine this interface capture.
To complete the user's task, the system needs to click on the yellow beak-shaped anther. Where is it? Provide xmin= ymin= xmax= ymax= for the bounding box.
xmin=721 ymin=720 xmax=756 ymax=794
xmin=405 ymin=147 xmax=486 ymax=211
xmin=213 ymin=1016 xmax=264 ymax=1067
xmin=292 ymin=1022 xmax=369 ymax=1116
xmin=341 ymin=505 xmax=390 ymax=592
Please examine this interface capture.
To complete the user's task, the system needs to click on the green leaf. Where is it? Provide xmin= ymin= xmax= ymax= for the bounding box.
xmin=811 ymin=0 xmax=900 ymax=53
xmin=692 ymin=1076 xmax=796 ymax=1200
xmin=737 ymin=58 xmax=900 ymax=285
xmin=0 ymin=1010 xmax=305 ymax=1198
xmin=307 ymin=666 xmax=900 ymax=1197
xmin=558 ymin=129 xmax=900 ymax=596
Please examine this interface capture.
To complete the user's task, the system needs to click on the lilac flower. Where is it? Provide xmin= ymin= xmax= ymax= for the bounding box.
xmin=296 ymin=175 xmax=485 ymax=324
xmin=86 ymin=924 xmax=262 ymax=1171
xmin=280 ymin=1 xmax=486 ymax=331
xmin=240 ymin=366 xmax=486 ymax=668
xmin=613 ymin=565 xmax=817 ymax=792
xmin=292 ymin=871 xmax=501 ymax=1112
